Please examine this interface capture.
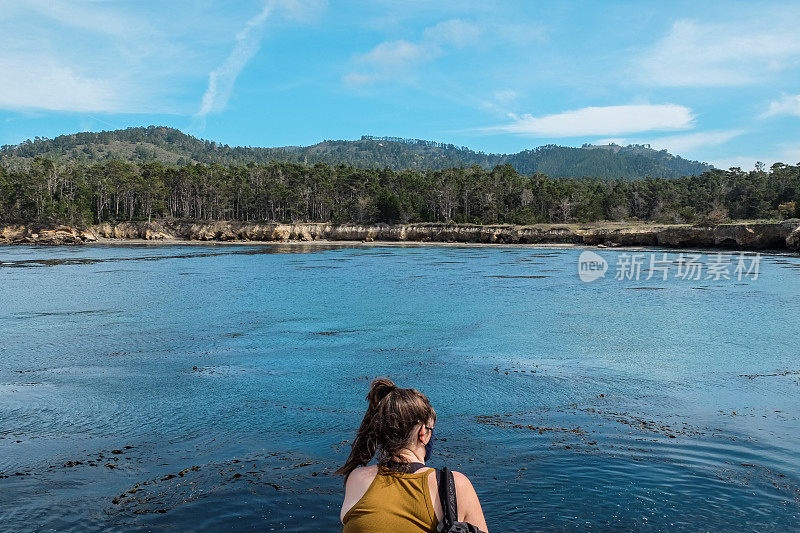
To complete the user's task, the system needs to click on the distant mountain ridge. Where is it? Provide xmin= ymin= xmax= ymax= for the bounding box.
xmin=0 ymin=126 xmax=713 ymax=179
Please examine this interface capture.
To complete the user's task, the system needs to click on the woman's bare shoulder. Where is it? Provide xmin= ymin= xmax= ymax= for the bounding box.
xmin=451 ymin=470 xmax=488 ymax=531
xmin=345 ymin=465 xmax=378 ymax=489
xmin=451 ymin=470 xmax=476 ymax=491
xmin=350 ymin=464 xmax=379 ymax=477
xmin=341 ymin=465 xmax=380 ymax=522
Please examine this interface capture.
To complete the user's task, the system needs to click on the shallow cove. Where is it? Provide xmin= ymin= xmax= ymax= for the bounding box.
xmin=1 ymin=243 xmax=799 ymax=532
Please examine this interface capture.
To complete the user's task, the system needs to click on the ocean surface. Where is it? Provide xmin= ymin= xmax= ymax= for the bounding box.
xmin=1 ymin=243 xmax=799 ymax=532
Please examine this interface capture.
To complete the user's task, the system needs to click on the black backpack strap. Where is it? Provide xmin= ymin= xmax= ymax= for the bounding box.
xmin=437 ymin=467 xmax=457 ymax=530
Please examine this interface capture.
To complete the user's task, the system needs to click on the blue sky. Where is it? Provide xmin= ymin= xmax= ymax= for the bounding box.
xmin=1 ymin=0 xmax=799 ymax=169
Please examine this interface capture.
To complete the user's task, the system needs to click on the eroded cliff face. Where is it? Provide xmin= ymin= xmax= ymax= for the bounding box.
xmin=0 ymin=224 xmax=97 ymax=245
xmin=788 ymin=226 xmax=800 ymax=253
xmin=2 ymin=220 xmax=800 ymax=252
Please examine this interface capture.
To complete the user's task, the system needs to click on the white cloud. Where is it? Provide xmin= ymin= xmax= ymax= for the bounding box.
xmin=0 ymin=57 xmax=118 ymax=113
xmin=776 ymin=145 xmax=800 ymax=165
xmin=491 ymin=22 xmax=548 ymax=45
xmin=0 ymin=1 xmax=326 ymax=115
xmin=492 ymin=89 xmax=518 ymax=105
xmin=711 ymin=143 xmax=800 ymax=170
xmin=639 ymin=19 xmax=800 ymax=87
xmin=489 ymin=104 xmax=694 ymax=137
xmin=359 ymin=40 xmax=431 ymax=68
xmin=19 ymin=0 xmax=153 ymax=40
xmin=710 ymin=156 xmax=761 ymax=170
xmin=710 ymin=156 xmax=777 ymax=171
xmin=0 ymin=2 xmax=233 ymax=114
xmin=593 ymin=138 xmax=626 ymax=146
xmin=197 ymin=4 xmax=275 ymax=118
xmin=763 ymin=94 xmax=800 ymax=118
xmin=0 ymin=1 xmax=172 ymax=113
xmin=606 ymin=130 xmax=745 ymax=156
xmin=277 ymin=0 xmax=327 ymax=22
xmin=345 ymin=18 xmax=480 ymax=85
xmin=644 ymin=130 xmax=745 ymax=154
xmin=423 ymin=19 xmax=482 ymax=48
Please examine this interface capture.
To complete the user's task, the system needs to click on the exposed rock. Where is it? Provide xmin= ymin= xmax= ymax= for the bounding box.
xmin=581 ymin=225 xmax=660 ymax=247
xmin=1 ymin=225 xmax=27 ymax=243
xmin=656 ymin=221 xmax=798 ymax=250
xmin=787 ymin=224 xmax=800 ymax=252
xmin=0 ymin=224 xmax=96 ymax=245
xmin=93 ymin=221 xmax=172 ymax=240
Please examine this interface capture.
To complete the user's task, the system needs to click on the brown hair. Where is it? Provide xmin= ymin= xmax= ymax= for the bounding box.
xmin=335 ymin=378 xmax=436 ymax=478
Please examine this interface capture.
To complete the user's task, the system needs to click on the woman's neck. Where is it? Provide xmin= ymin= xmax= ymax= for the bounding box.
xmin=394 ymin=447 xmax=425 ymax=464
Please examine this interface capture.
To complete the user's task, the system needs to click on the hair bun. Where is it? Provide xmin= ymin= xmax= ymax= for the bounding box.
xmin=336 ymin=377 xmax=436 ymax=478
xmin=366 ymin=378 xmax=396 ymax=408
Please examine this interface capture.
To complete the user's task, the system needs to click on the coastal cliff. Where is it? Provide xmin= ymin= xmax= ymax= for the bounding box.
xmin=0 ymin=224 xmax=98 ymax=245
xmin=2 ymin=220 xmax=800 ymax=252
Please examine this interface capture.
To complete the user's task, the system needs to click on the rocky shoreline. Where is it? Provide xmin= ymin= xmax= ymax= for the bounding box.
xmin=2 ymin=220 xmax=800 ymax=252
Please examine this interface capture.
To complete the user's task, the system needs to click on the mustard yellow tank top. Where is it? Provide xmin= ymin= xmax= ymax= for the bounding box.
xmin=342 ymin=469 xmax=437 ymax=533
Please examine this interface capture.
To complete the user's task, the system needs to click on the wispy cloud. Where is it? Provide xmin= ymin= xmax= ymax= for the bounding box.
xmin=0 ymin=1 xmax=169 ymax=113
xmin=0 ymin=1 xmax=325 ymax=116
xmin=763 ymin=94 xmax=800 ymax=118
xmin=344 ymin=18 xmax=481 ymax=85
xmin=195 ymin=0 xmax=326 ymax=123
xmin=492 ymin=89 xmax=518 ymax=105
xmin=603 ymin=130 xmax=745 ymax=156
xmin=0 ymin=56 xmax=119 ymax=113
xmin=359 ymin=40 xmax=430 ymax=69
xmin=0 ymin=1 xmax=261 ymax=115
xmin=422 ymin=19 xmax=482 ymax=48
xmin=712 ymin=145 xmax=800 ymax=171
xmin=277 ymin=0 xmax=327 ymax=22
xmin=197 ymin=3 xmax=275 ymax=119
xmin=638 ymin=18 xmax=800 ymax=87
xmin=654 ymin=130 xmax=745 ymax=154
xmin=699 ymin=139 xmax=800 ymax=170
xmin=486 ymin=104 xmax=694 ymax=137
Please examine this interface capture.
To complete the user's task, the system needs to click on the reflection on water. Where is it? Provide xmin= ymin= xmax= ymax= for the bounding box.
xmin=1 ymin=243 xmax=799 ymax=531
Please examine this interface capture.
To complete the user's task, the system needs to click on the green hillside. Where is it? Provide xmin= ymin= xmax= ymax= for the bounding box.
xmin=0 ymin=126 xmax=713 ymax=179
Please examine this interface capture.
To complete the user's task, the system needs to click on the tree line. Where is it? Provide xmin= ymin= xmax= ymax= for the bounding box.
xmin=1 ymin=158 xmax=798 ymax=226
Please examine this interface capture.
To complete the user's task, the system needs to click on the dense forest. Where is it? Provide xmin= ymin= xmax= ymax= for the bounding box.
xmin=0 ymin=126 xmax=712 ymax=179
xmin=1 ymin=158 xmax=797 ymax=226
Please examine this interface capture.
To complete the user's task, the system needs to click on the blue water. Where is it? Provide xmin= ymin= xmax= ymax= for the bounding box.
xmin=1 ymin=243 xmax=799 ymax=532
